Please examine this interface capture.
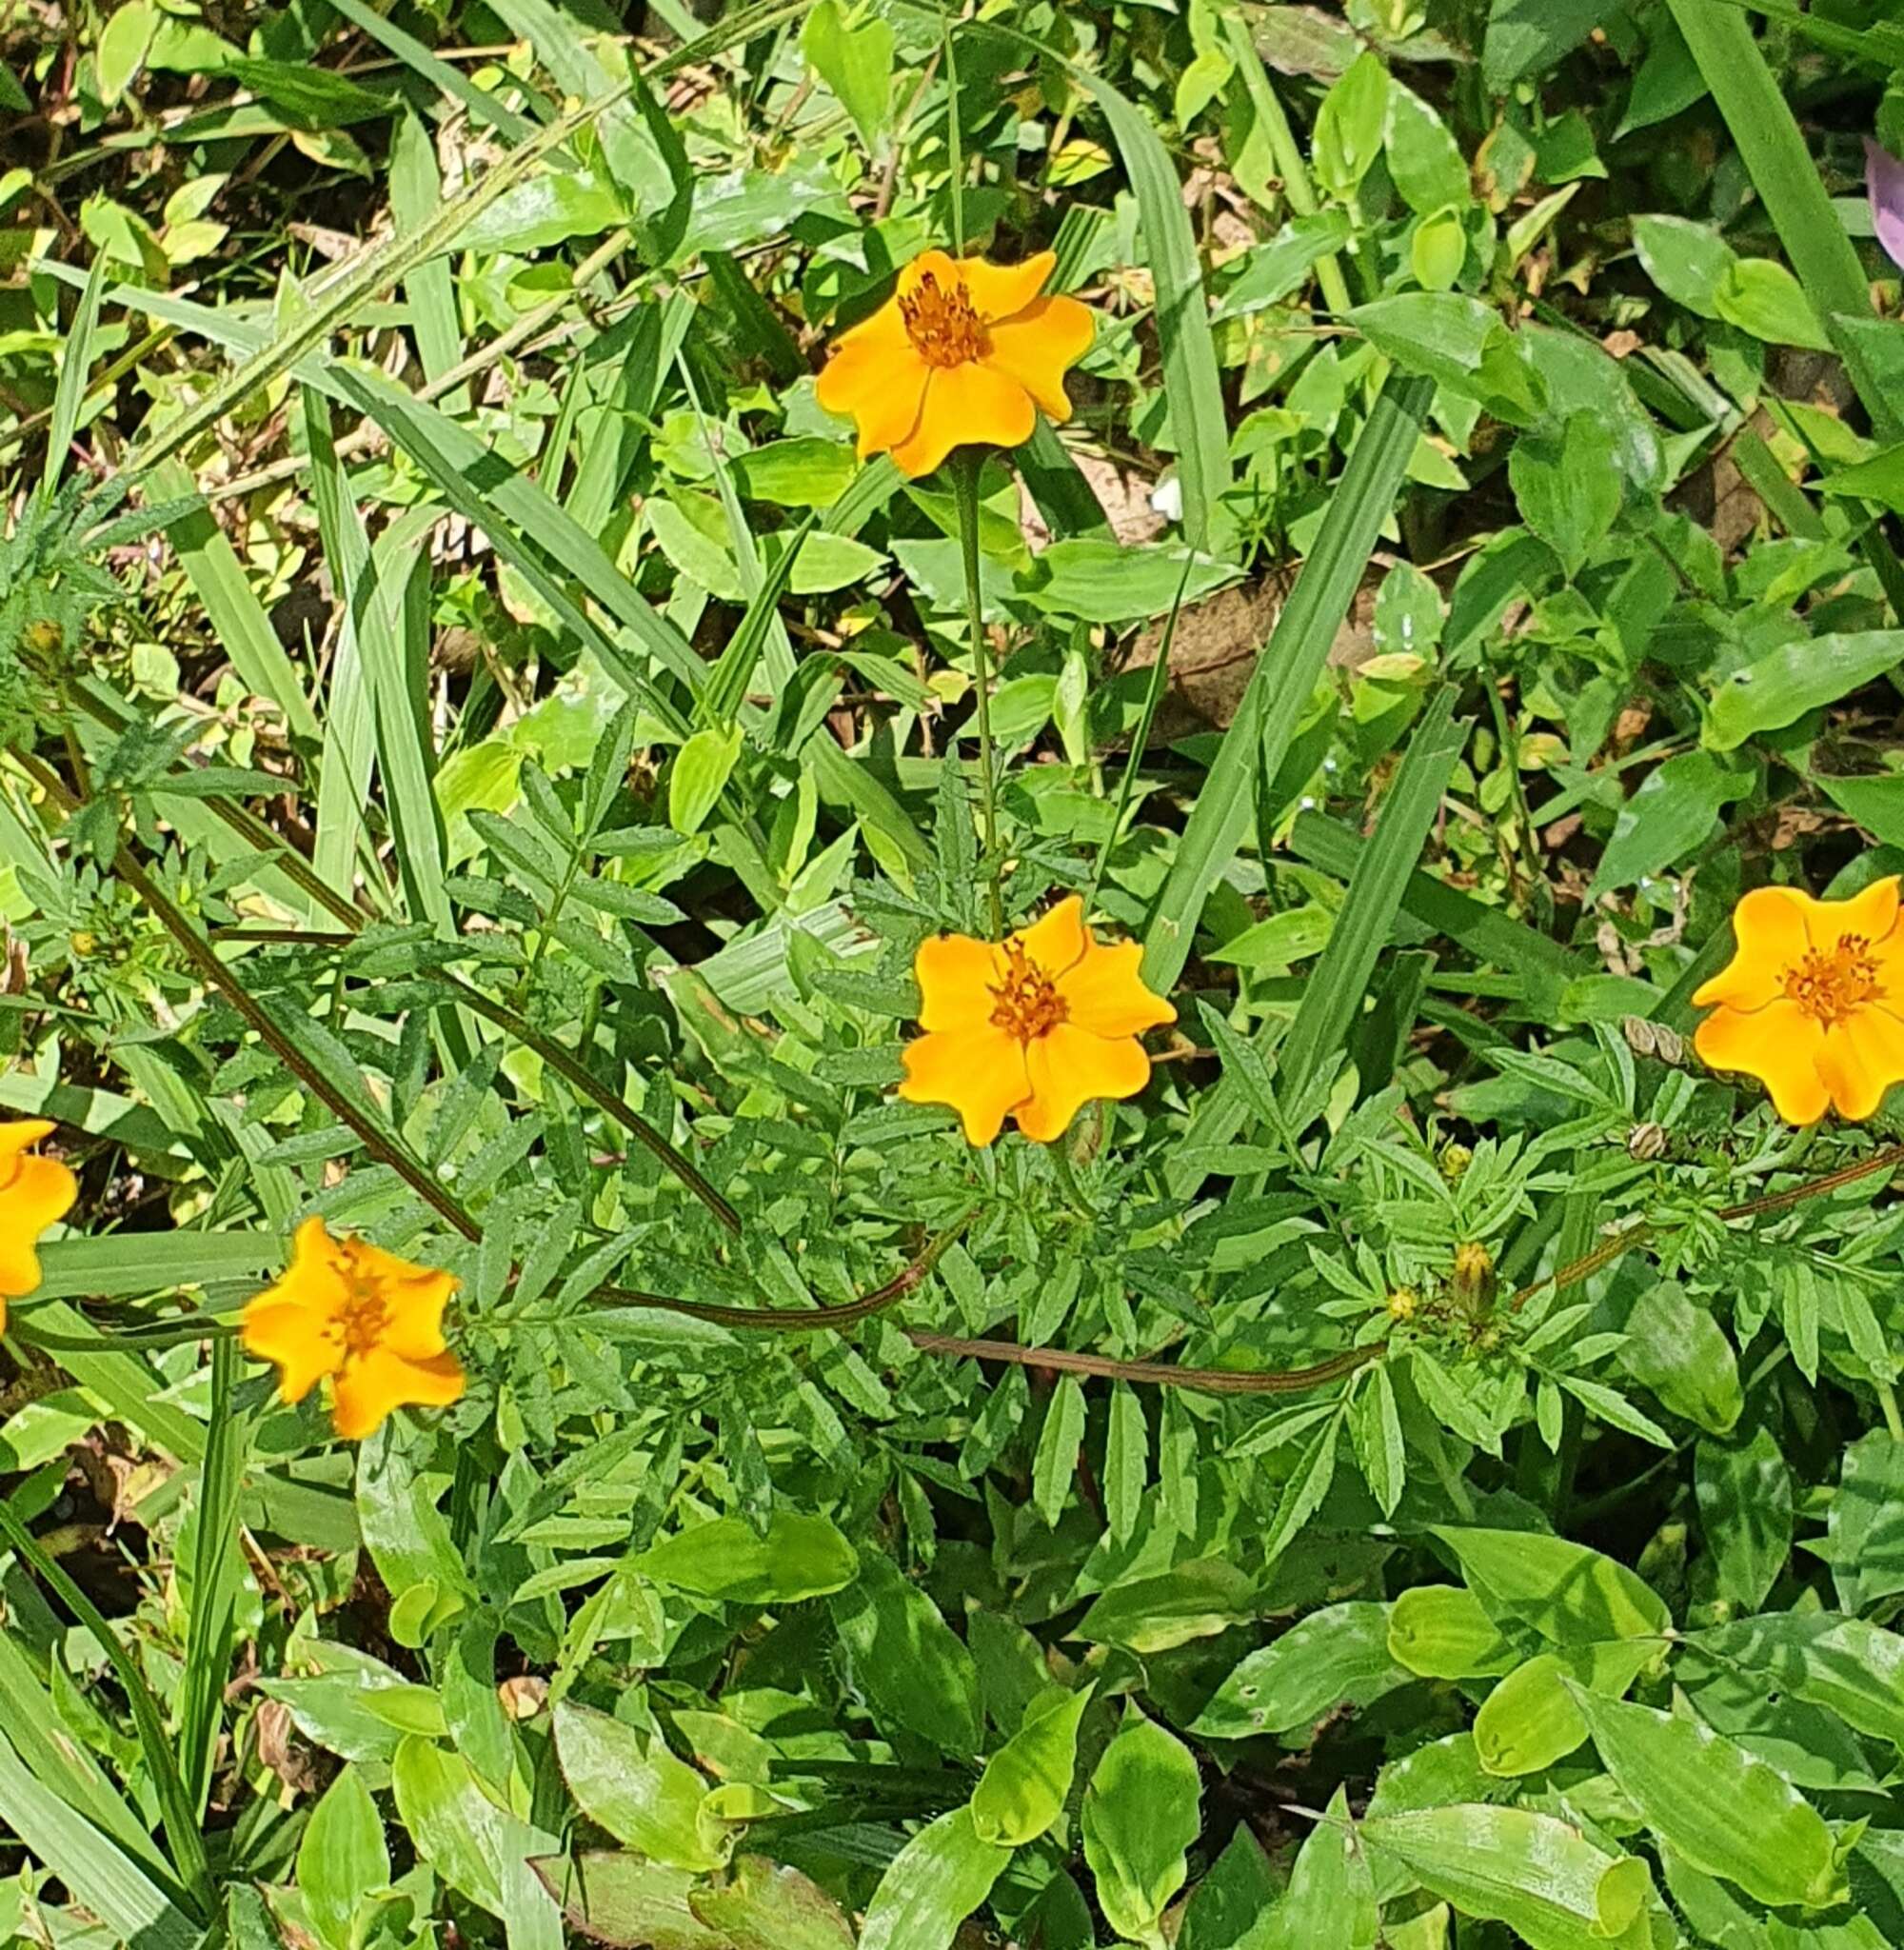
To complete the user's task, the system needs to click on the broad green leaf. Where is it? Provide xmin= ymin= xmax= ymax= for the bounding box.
xmin=1694 ymin=1428 xmax=1793 ymax=1611
xmin=972 ymin=1683 xmax=1093 ymax=1847
xmin=1384 ymin=83 xmax=1469 ymax=215
xmin=1191 ymin=1603 xmax=1407 ymax=1740
xmin=1507 ymin=410 xmax=1619 ymax=578
xmin=1387 ymin=1585 xmax=1519 ymax=1680
xmin=1350 ymin=293 xmax=1546 ymax=426
xmin=1313 ymin=53 xmax=1388 ymax=200
xmin=553 ymin=1700 xmax=729 ymax=1872
xmin=689 ymin=1855 xmax=856 ymax=1950
xmin=1714 ymin=257 xmax=1831 ymax=350
xmin=1588 ymin=751 xmax=1752 ymax=897
xmin=800 ymin=0 xmax=893 ymax=148
xmin=1828 ymin=1430 xmax=1904 ymax=1612
xmin=634 ymin=1511 xmax=857 ymax=1602
xmin=1631 ymin=213 xmax=1732 ymax=315
xmin=533 ymin=1853 xmax=728 ymax=1950
xmin=1270 ymin=1786 xmax=1376 ymax=1950
xmin=1360 ymin=1804 xmax=1649 ymax=1950
xmin=1617 ymin=1279 xmax=1742 ymax=1435
xmin=1179 ymin=1825 xmax=1279 ymax=1950
xmin=828 ymin=1554 xmax=982 ymax=1756
xmin=668 ymin=724 xmax=744 ymax=837
xmin=857 ymin=1806 xmax=1011 ymax=1950
xmin=1706 ymin=631 xmax=1904 ymax=751
xmin=1432 ymin=1526 xmax=1671 ymax=1644
xmin=391 ymin=1737 xmax=564 ymax=1950
xmin=1688 ymin=1611 xmax=1904 ymax=1749
xmin=1082 ymin=1709 xmax=1201 ymax=1947
xmin=299 ymin=1767 xmax=390 ymax=1950
xmin=1568 ymin=1688 xmax=1844 ymax=1909
xmin=1073 ymin=1559 xmax=1260 ymax=1654
xmin=1482 ymin=0 xmax=1618 ymax=90
xmin=1473 ymin=1653 xmax=1589 ymax=1777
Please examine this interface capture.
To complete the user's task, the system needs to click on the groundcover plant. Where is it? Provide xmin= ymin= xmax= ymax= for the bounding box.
xmin=11 ymin=0 xmax=1904 ymax=1944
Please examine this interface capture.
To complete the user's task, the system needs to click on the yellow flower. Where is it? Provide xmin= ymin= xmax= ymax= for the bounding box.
xmin=1693 ymin=876 xmax=1904 ymax=1124
xmin=814 ymin=249 xmax=1094 ymax=478
xmin=898 ymin=895 xmax=1175 ymax=1145
xmin=0 ymin=1120 xmax=76 ymax=1329
xmin=242 ymin=1218 xmax=464 ymax=1442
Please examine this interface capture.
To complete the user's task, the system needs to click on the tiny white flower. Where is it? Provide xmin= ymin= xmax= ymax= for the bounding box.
xmin=1149 ymin=475 xmax=1183 ymax=523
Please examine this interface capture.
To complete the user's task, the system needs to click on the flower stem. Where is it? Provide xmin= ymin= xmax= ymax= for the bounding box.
xmin=950 ymin=448 xmax=1003 ymax=936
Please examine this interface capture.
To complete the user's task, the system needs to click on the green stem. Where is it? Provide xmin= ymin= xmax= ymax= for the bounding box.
xmin=1086 ymin=550 xmax=1194 ymax=909
xmin=1879 ymin=1380 xmax=1904 ymax=1445
xmin=942 ymin=10 xmax=965 ymax=254
xmin=950 ymin=448 xmax=1003 ymax=935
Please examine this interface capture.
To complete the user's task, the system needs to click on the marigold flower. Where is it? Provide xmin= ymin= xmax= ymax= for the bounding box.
xmin=898 ymin=895 xmax=1175 ymax=1145
xmin=0 ymin=1120 xmax=76 ymax=1329
xmin=1693 ymin=877 xmax=1904 ymax=1124
xmin=814 ymin=249 xmax=1094 ymax=478
xmin=242 ymin=1218 xmax=464 ymax=1441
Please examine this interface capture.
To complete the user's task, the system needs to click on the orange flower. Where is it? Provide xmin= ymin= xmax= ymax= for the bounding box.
xmin=242 ymin=1218 xmax=464 ymax=1441
xmin=0 ymin=1120 xmax=76 ymax=1330
xmin=814 ymin=249 xmax=1094 ymax=478
xmin=1693 ymin=877 xmax=1904 ymax=1124
xmin=899 ymin=896 xmax=1175 ymax=1145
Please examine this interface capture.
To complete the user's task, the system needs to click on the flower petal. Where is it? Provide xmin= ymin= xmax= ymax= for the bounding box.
xmin=1817 ymin=1005 xmax=1904 ymax=1121
xmin=915 ymin=932 xmax=1005 ymax=1033
xmin=1012 ymin=895 xmax=1088 ymax=981
xmin=982 ymin=295 xmax=1095 ymax=422
xmin=378 ymin=1272 xmax=460 ymax=1363
xmin=958 ymin=251 xmax=1057 ymax=323
xmin=1057 ymin=937 xmax=1176 ymax=1037
xmin=241 ymin=1300 xmax=340 ymax=1405
xmin=1694 ymin=998 xmax=1830 ymax=1124
xmin=899 ymin=249 xmax=964 ymax=299
xmin=0 ymin=1120 xmax=57 ymax=1199
xmin=1868 ymin=140 xmax=1904 ymax=276
xmin=331 ymin=1348 xmax=465 ymax=1443
xmin=816 ymin=335 xmax=931 ymax=461
xmin=1693 ymin=885 xmax=1812 ymax=1010
xmin=249 ymin=1216 xmax=350 ymax=1319
xmin=887 ymin=362 xmax=1036 ymax=477
xmin=1014 ymin=1025 xmax=1153 ymax=1143
xmin=0 ymin=1153 xmax=77 ymax=1299
xmin=1826 ymin=874 xmax=1901 ymax=948
xmin=898 ymin=1027 xmax=1030 ymax=1145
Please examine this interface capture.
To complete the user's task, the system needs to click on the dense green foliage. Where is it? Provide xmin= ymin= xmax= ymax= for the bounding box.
xmin=10 ymin=0 xmax=1904 ymax=1946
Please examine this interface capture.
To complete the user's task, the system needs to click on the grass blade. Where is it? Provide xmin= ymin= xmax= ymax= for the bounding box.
xmin=1140 ymin=370 xmax=1434 ymax=992
xmin=1665 ymin=0 xmax=1902 ymax=443
xmin=0 ymin=1732 xmax=196 ymax=1950
xmin=0 ymin=1502 xmax=214 ymax=1915
xmin=179 ymin=1333 xmax=244 ymax=1817
xmin=1074 ymin=65 xmax=1232 ymax=551
xmin=39 ymin=252 xmax=106 ymax=504
xmin=1277 ymin=687 xmax=1468 ymax=1104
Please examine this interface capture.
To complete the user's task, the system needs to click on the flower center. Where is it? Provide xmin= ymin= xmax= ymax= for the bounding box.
xmin=326 ymin=1250 xmax=390 ymax=1360
xmin=1784 ymin=934 xmax=1881 ymax=1025
xmin=899 ymin=272 xmax=987 ymax=368
xmin=989 ymin=942 xmax=1068 ymax=1043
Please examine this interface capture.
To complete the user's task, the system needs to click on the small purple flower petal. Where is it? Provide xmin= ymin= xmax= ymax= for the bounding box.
xmin=1867 ymin=138 xmax=1904 ymax=274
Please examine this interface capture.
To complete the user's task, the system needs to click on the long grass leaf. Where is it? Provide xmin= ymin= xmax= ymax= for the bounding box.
xmin=1140 ymin=371 xmax=1434 ymax=992
xmin=149 ymin=458 xmax=320 ymax=740
xmin=128 ymin=0 xmax=810 ymax=476
xmin=1665 ymin=0 xmax=1902 ymax=443
xmin=0 ymin=1731 xmax=196 ymax=1950
xmin=39 ymin=252 xmax=106 ymax=504
xmin=0 ymin=1502 xmax=213 ymax=1915
xmin=179 ymin=1334 xmax=244 ymax=1817
xmin=1278 ymin=688 xmax=1467 ymax=1103
xmin=1073 ymin=66 xmax=1231 ymax=551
